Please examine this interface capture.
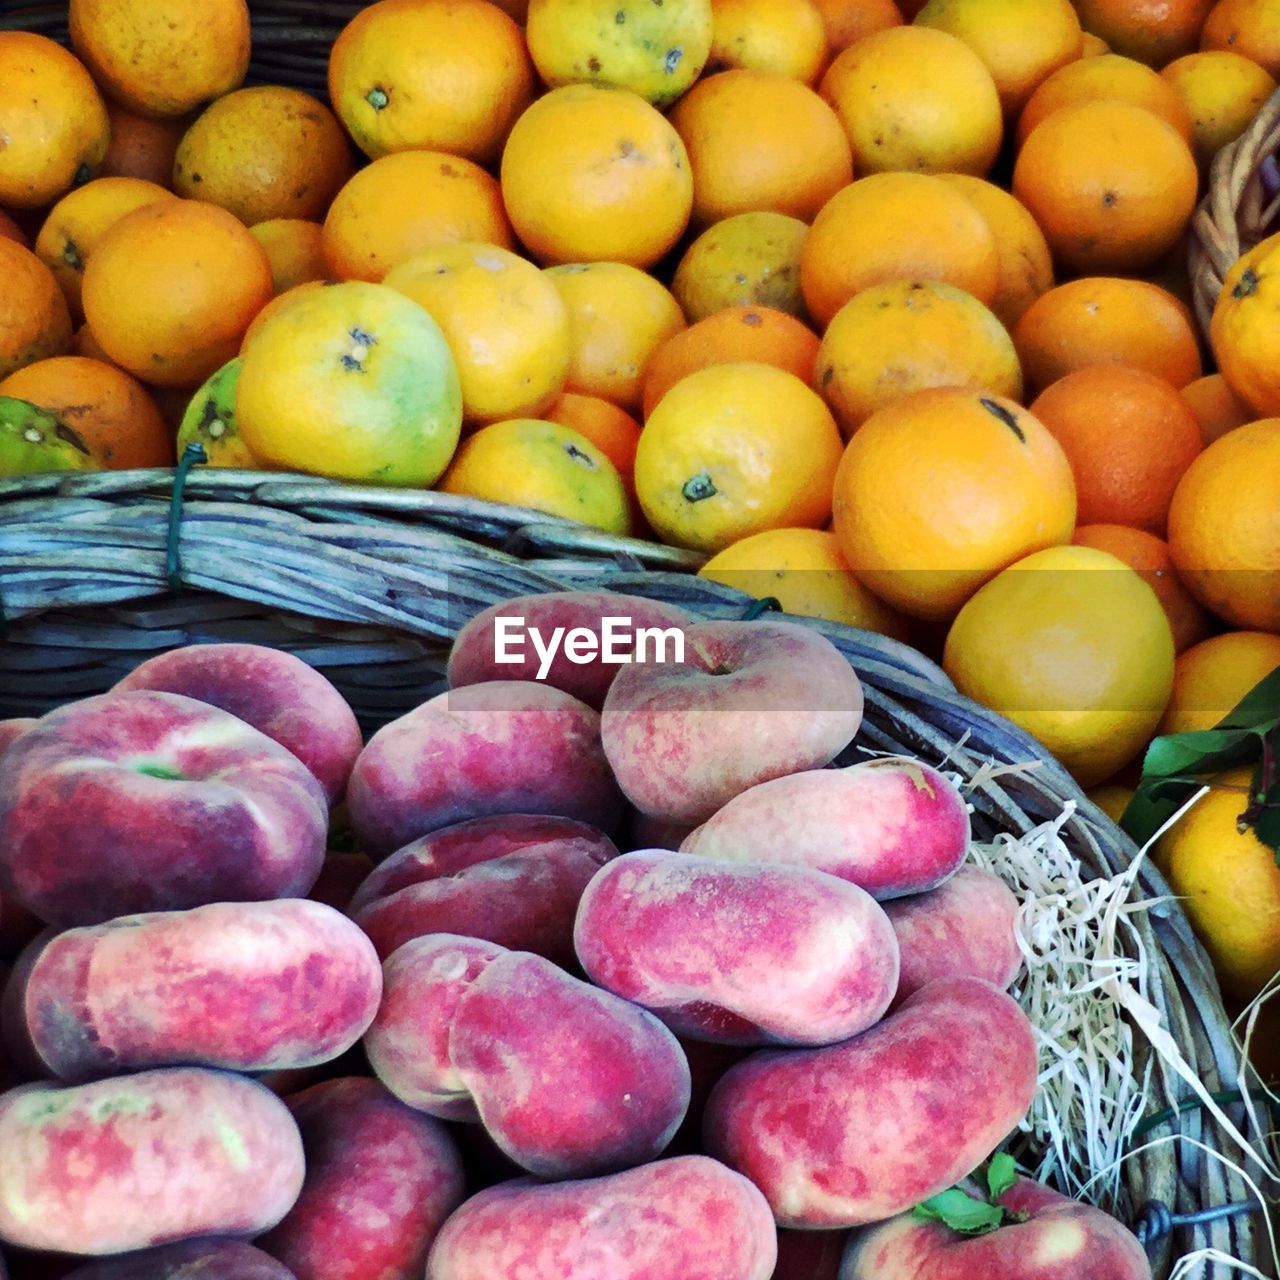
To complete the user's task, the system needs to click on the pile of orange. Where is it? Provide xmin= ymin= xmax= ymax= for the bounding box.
xmin=1 ymin=0 xmax=1279 ymax=816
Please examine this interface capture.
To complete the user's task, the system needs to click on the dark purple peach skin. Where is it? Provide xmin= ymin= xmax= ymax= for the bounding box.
xmin=114 ymin=644 xmax=363 ymax=804
xmin=0 ymin=724 xmax=38 ymax=963
xmin=257 ymin=1077 xmax=465 ymax=1280
xmin=60 ymin=1241 xmax=296 ymax=1280
xmin=774 ymin=1230 xmax=849 ymax=1280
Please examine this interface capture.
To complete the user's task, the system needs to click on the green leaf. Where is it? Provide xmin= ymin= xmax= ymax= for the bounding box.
xmin=1218 ymin=669 xmax=1280 ymax=732
xmin=912 ymin=1188 xmax=1004 ymax=1236
xmin=987 ymin=1153 xmax=1018 ymax=1201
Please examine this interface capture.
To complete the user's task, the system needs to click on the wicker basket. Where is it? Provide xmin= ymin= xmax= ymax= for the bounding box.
xmin=0 ymin=4 xmax=1276 ymax=1275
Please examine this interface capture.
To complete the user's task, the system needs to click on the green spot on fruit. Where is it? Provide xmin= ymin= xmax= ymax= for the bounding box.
xmin=615 ymin=8 xmax=626 ymax=19
xmin=980 ymin=397 xmax=1025 ymax=443
xmin=367 ymin=86 xmax=389 ymax=111
xmin=62 ymin=239 xmax=84 ymax=272
xmin=682 ymin=471 xmax=717 ymax=502
xmin=664 ymin=47 xmax=683 ymax=73
xmin=564 ymin=442 xmax=596 ymax=468
xmin=1233 ymin=267 xmax=1260 ymax=298
xmin=135 ymin=763 xmax=185 ymax=781
xmin=217 ymin=1122 xmax=250 ymax=1170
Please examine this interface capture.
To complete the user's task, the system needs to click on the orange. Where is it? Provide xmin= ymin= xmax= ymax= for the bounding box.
xmin=634 ymin=363 xmax=842 ymax=552
xmin=1089 ymin=784 xmax=1134 ymax=822
xmin=1167 ymin=419 xmax=1280 ymax=631
xmin=0 ymin=355 xmax=171 ymax=470
xmin=832 ymin=388 xmax=1076 ymax=621
xmin=1201 ymin=0 xmax=1280 ymax=77
xmin=943 ymin=545 xmax=1175 ymax=787
xmin=69 ymin=0 xmax=250 ymax=118
xmin=240 ymin=281 xmax=332 ymax=354
xmin=1073 ymin=0 xmax=1215 ymax=67
xmin=641 ymin=305 xmax=820 ymax=419
xmin=250 ymin=221 xmax=329 ymax=295
xmin=816 ymin=280 xmax=1023 ymax=437
xmin=72 ymin=323 xmax=115 ymax=365
xmin=1211 ymin=232 xmax=1280 ymax=416
xmin=238 ymin=281 xmax=463 ymax=486
xmin=545 ymin=262 xmax=685 ymax=413
xmin=820 ymin=26 xmax=1003 ymax=175
xmin=811 ymin=0 xmax=902 ymax=54
xmin=1017 ymin=54 xmax=1195 ymax=148
xmin=1013 ymin=101 xmax=1199 ymax=275
xmin=669 ymin=69 xmax=852 ymax=226
xmin=329 ymin=0 xmax=535 ymax=163
xmin=1158 ymin=630 xmax=1280 ymax=733
xmin=0 ymin=32 xmax=109 ymax=210
xmin=0 ymin=240 xmax=73 ymax=381
xmin=1161 ymin=50 xmax=1277 ymax=166
xmin=937 ymin=174 xmax=1055 ymax=330
xmin=672 ymin=212 xmax=809 ymax=322
xmin=501 ymin=85 xmax=692 ymax=269
xmin=542 ymin=392 xmax=642 ymax=481
xmin=1181 ymin=373 xmax=1254 ymax=446
xmin=173 ymin=87 xmax=354 ymax=226
xmin=100 ymin=104 xmax=187 ymax=186
xmin=800 ymin=172 xmax=999 ymax=328
xmin=385 ymin=242 xmax=572 ymax=423
xmin=34 ymin=178 xmax=175 ymax=323
xmin=1029 ymin=364 xmax=1203 ymax=534
xmin=82 ymin=199 xmax=273 ymax=388
xmin=698 ymin=527 xmax=911 ymax=637
xmin=914 ymin=0 xmax=1082 ymax=117
xmin=439 ymin=418 xmax=632 ymax=534
xmin=526 ymin=0 xmax=713 ymax=106
xmin=1081 ymin=32 xmax=1111 ymax=56
xmin=706 ymin=0 xmax=829 ymax=85
xmin=1072 ymin=523 xmax=1212 ymax=652
xmin=0 ymin=211 xmax=28 ymax=247
xmin=1014 ymin=278 xmax=1203 ymax=395
xmin=323 ymin=152 xmax=514 ymax=284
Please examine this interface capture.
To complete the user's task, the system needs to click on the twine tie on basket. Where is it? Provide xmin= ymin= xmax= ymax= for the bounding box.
xmin=739 ymin=596 xmax=782 ymax=621
xmin=166 ymin=442 xmax=207 ymax=591
xmin=1133 ymin=1198 xmax=1265 ymax=1255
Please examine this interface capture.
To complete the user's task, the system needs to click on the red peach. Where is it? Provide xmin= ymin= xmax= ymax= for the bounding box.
xmin=257 ymin=1077 xmax=465 ymax=1280
xmin=114 ymin=644 xmax=363 ymax=803
xmin=703 ymin=977 xmax=1038 ymax=1228
xmin=574 ymin=850 xmax=899 ymax=1045
xmin=682 ymin=758 xmax=970 ymax=899
xmin=425 ymin=1155 xmax=777 ymax=1280
xmin=601 ymin=621 xmax=864 ymax=824
xmin=0 ymin=1068 xmax=305 ymax=1254
xmin=60 ymin=1241 xmax=295 ymax=1280
xmin=448 ymin=591 xmax=691 ymax=710
xmin=347 ymin=682 xmax=623 ymax=860
xmin=0 ymin=692 xmax=328 ymax=927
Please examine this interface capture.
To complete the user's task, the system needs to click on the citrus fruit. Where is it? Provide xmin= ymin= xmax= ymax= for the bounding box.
xmin=0 ymin=240 xmax=73 ymax=381
xmin=100 ymin=104 xmax=187 ymax=186
xmin=501 ymin=85 xmax=692 ymax=269
xmin=800 ymin=172 xmax=1000 ymax=327
xmin=1073 ymin=0 xmax=1215 ymax=67
xmin=936 ymin=174 xmax=1055 ymax=330
xmin=237 ymin=281 xmax=462 ymax=487
xmin=1161 ymin=51 xmax=1277 ymax=166
xmin=385 ymin=242 xmax=572 ymax=423
xmin=34 ymin=177 xmax=175 ymax=322
xmin=328 ymin=0 xmax=535 ymax=163
xmin=698 ymin=527 xmax=910 ymax=638
xmin=1167 ymin=419 xmax=1280 ymax=631
xmin=438 ymin=419 xmax=632 ymax=535
xmin=1088 ymin=784 xmax=1135 ymax=823
xmin=1014 ymin=277 xmax=1203 ymax=394
xmin=323 ymin=151 xmax=514 ymax=283
xmin=69 ymin=0 xmax=250 ymax=118
xmin=816 ymin=280 xmax=1023 ymax=436
xmin=640 ymin=305 xmax=820 ymax=419
xmin=0 ymin=211 xmax=26 ymax=247
xmin=1155 ymin=768 xmax=1280 ymax=999
xmin=706 ymin=0 xmax=829 ymax=85
xmin=240 ymin=281 xmax=332 ymax=354
xmin=1081 ymin=32 xmax=1111 ymax=54
xmin=1029 ymin=364 xmax=1204 ymax=534
xmin=177 ymin=358 xmax=258 ymax=469
xmin=172 ymin=87 xmax=354 ymax=226
xmin=1158 ymin=630 xmax=1280 ymax=734
xmin=1013 ymin=101 xmax=1199 ymax=275
xmin=82 ymin=199 xmax=273 ymax=388
xmin=819 ymin=26 xmax=1003 ymax=175
xmin=1210 ymin=232 xmax=1280 ymax=416
xmin=545 ymin=263 xmax=685 ymax=413
xmin=913 ymin=0 xmax=1082 ymax=117
xmin=668 ymin=69 xmax=851 ymax=226
xmin=672 ymin=211 xmax=808 ymax=321
xmin=634 ymin=363 xmax=842 ymax=552
xmin=542 ymin=393 xmax=642 ymax=482
xmin=1201 ymin=0 xmax=1280 ymax=77
xmin=1181 ymin=373 xmax=1255 ymax=445
xmin=0 ymin=31 xmax=109 ymax=210
xmin=250 ymin=221 xmax=329 ymax=295
xmin=0 ymin=396 xmax=94 ymax=476
xmin=812 ymin=0 xmax=902 ymax=53
xmin=943 ymin=544 xmax=1176 ymax=787
xmin=526 ymin=0 xmax=713 ymax=105
xmin=1016 ymin=53 xmax=1195 ymax=148
xmin=1072 ymin=523 xmax=1211 ymax=652
xmin=832 ymin=388 xmax=1077 ymax=621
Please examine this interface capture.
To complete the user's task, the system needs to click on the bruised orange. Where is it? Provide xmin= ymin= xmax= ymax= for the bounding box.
xmin=672 ymin=211 xmax=809 ymax=321
xmin=0 ymin=240 xmax=73 ymax=381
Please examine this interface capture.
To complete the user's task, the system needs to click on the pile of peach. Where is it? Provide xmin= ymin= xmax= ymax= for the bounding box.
xmin=0 ymin=592 xmax=1150 ymax=1280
